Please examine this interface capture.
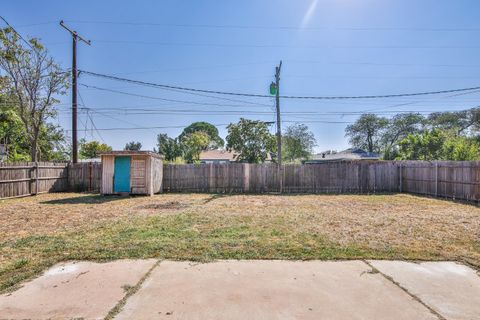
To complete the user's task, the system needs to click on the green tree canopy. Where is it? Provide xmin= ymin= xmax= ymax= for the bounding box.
xmin=428 ymin=107 xmax=480 ymax=135
xmin=124 ymin=141 xmax=142 ymax=151
xmin=79 ymin=139 xmax=112 ymax=159
xmin=397 ymin=129 xmax=480 ymax=161
xmin=181 ymin=131 xmax=211 ymax=163
xmin=345 ymin=114 xmax=389 ymax=153
xmin=382 ymin=113 xmax=426 ymax=159
xmin=0 ymin=27 xmax=69 ymax=161
xmin=282 ymin=123 xmax=316 ymax=162
xmin=179 ymin=122 xmax=224 ymax=149
xmin=226 ymin=118 xmax=276 ymax=163
xmin=157 ymin=133 xmax=182 ymax=162
xmin=0 ymin=104 xmax=68 ymax=161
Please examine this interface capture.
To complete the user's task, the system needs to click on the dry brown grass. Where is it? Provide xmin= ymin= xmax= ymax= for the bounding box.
xmin=0 ymin=193 xmax=208 ymax=240
xmin=1 ymin=192 xmax=479 ymax=292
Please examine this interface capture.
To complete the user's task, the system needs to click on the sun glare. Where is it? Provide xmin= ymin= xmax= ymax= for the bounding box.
xmin=301 ymin=0 xmax=319 ymax=28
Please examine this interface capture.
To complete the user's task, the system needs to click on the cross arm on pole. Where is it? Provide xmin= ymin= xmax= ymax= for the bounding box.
xmin=59 ymin=20 xmax=91 ymax=45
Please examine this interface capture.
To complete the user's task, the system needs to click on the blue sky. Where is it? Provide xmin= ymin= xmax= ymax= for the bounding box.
xmin=3 ymin=0 xmax=480 ymax=152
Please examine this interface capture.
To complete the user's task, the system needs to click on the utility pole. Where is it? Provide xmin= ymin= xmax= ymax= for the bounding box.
xmin=60 ymin=20 xmax=91 ymax=163
xmin=273 ymin=61 xmax=283 ymax=192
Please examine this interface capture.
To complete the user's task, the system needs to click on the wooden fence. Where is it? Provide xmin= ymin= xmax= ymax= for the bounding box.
xmin=0 ymin=160 xmax=479 ymax=203
xmin=68 ymin=162 xmax=102 ymax=192
xmin=163 ymin=161 xmax=479 ymax=202
xmin=400 ymin=161 xmax=480 ymax=202
xmin=162 ymin=161 xmax=400 ymax=194
xmin=0 ymin=162 xmax=68 ymax=199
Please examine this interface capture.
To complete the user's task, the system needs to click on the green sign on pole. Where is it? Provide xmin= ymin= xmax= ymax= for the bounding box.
xmin=270 ymin=82 xmax=277 ymax=95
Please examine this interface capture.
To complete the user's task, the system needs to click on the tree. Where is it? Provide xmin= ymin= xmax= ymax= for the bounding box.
xmin=397 ymin=129 xmax=446 ymax=160
xmin=382 ymin=113 xmax=426 ymax=159
xmin=181 ymin=131 xmax=211 ymax=163
xmin=0 ymin=101 xmax=68 ymax=161
xmin=79 ymin=139 xmax=112 ymax=159
xmin=443 ymin=136 xmax=480 ymax=161
xmin=157 ymin=133 xmax=182 ymax=162
xmin=124 ymin=141 xmax=142 ymax=151
xmin=282 ymin=124 xmax=316 ymax=162
xmin=0 ymin=107 xmax=29 ymax=161
xmin=428 ymin=107 xmax=480 ymax=136
xmin=37 ymin=123 xmax=69 ymax=161
xmin=0 ymin=27 xmax=69 ymax=161
xmin=179 ymin=122 xmax=224 ymax=149
xmin=226 ymin=118 xmax=276 ymax=163
xmin=398 ymin=128 xmax=480 ymax=161
xmin=345 ymin=114 xmax=389 ymax=153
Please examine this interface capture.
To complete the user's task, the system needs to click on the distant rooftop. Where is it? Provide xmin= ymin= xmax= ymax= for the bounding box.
xmin=306 ymin=148 xmax=381 ymax=163
xmin=200 ymin=149 xmax=238 ymax=161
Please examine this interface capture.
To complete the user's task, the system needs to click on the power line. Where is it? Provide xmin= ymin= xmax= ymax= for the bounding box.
xmin=0 ymin=16 xmax=35 ymax=50
xmin=108 ymin=61 xmax=277 ymax=76
xmin=79 ymin=83 xmax=270 ymax=108
xmin=65 ymin=120 xmax=352 ymax=132
xmin=285 ymin=60 xmax=480 ymax=68
xmin=88 ymin=39 xmax=480 ymax=50
xmin=80 ymin=69 xmax=480 ymax=100
xmin=79 ymin=90 xmax=105 ymax=142
xmin=63 ymin=20 xmax=480 ymax=32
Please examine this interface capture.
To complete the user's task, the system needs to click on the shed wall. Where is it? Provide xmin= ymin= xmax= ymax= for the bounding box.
xmin=131 ymin=155 xmax=148 ymax=194
xmin=101 ymin=155 xmax=114 ymax=194
xmin=151 ymin=156 xmax=163 ymax=194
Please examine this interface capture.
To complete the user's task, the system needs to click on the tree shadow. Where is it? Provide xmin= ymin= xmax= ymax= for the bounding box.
xmin=40 ymin=194 xmax=131 ymax=205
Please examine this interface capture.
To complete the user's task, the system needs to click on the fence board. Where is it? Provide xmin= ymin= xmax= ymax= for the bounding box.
xmin=0 ymin=162 xmax=68 ymax=199
xmin=1 ymin=160 xmax=479 ymax=203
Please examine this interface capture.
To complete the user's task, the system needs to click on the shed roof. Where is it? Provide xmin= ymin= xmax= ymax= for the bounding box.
xmin=99 ymin=151 xmax=164 ymax=159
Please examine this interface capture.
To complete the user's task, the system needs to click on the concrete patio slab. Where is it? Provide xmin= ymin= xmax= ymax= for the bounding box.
xmin=115 ymin=260 xmax=438 ymax=320
xmin=0 ymin=259 xmax=156 ymax=320
xmin=370 ymin=260 xmax=480 ymax=320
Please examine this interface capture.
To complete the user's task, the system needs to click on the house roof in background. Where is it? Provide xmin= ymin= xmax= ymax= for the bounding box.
xmin=309 ymin=148 xmax=381 ymax=162
xmin=200 ymin=149 xmax=238 ymax=161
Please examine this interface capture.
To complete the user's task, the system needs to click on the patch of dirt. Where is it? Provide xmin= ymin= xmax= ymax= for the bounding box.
xmin=139 ymin=201 xmax=190 ymax=211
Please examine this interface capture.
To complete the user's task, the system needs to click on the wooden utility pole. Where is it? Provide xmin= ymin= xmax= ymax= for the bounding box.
xmin=275 ymin=61 xmax=283 ymax=192
xmin=60 ymin=21 xmax=91 ymax=163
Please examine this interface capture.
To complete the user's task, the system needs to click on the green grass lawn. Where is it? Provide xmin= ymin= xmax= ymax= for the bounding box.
xmin=1 ymin=192 xmax=479 ymax=293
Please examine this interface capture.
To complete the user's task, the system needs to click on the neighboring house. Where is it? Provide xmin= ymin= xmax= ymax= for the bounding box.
xmin=199 ymin=149 xmax=238 ymax=164
xmin=303 ymin=148 xmax=381 ymax=163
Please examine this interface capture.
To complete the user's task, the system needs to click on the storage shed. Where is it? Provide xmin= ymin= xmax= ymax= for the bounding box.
xmin=100 ymin=151 xmax=163 ymax=196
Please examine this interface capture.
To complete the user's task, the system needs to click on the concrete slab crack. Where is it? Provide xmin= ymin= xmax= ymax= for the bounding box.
xmin=362 ymin=260 xmax=446 ymax=320
xmin=104 ymin=259 xmax=162 ymax=320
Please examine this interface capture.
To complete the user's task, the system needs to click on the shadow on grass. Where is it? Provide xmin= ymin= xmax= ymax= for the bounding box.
xmin=40 ymin=194 xmax=130 ymax=205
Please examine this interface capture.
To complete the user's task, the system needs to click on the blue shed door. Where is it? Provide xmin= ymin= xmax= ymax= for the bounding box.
xmin=114 ymin=156 xmax=131 ymax=193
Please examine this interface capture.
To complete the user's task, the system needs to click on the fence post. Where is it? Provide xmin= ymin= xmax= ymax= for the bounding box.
xmin=243 ymin=163 xmax=250 ymax=193
xmin=209 ymin=163 xmax=214 ymax=193
xmin=435 ymin=162 xmax=438 ymax=198
xmin=66 ymin=163 xmax=70 ymax=191
xmin=34 ymin=161 xmax=39 ymax=195
xmin=89 ymin=162 xmax=93 ymax=191
xmin=398 ymin=163 xmax=403 ymax=193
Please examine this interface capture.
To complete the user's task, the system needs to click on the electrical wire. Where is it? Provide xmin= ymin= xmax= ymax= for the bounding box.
xmin=63 ymin=20 xmax=480 ymax=32
xmin=79 ymin=83 xmax=270 ymax=108
xmin=66 ymin=120 xmax=352 ymax=132
xmin=80 ymin=69 xmax=480 ymax=100
xmin=0 ymin=16 xmax=35 ymax=50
